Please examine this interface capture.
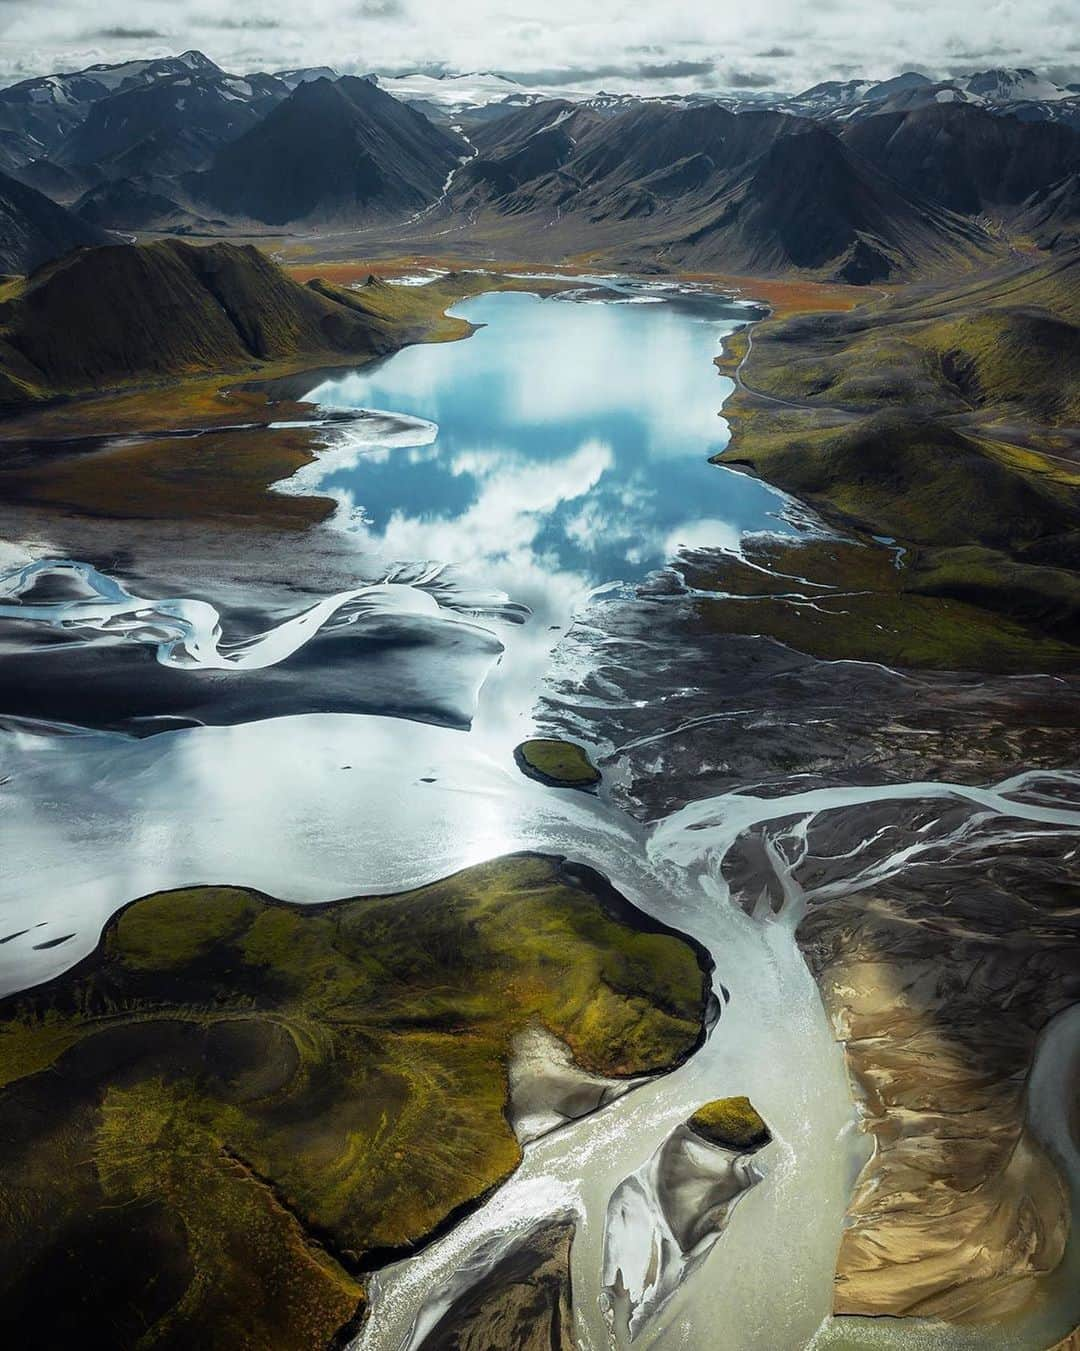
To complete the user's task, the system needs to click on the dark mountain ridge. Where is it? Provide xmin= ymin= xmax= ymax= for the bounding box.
xmin=684 ymin=124 xmax=983 ymax=280
xmin=0 ymin=239 xmax=409 ymax=404
xmin=1017 ymin=173 xmax=1080 ymax=250
xmin=0 ymin=51 xmax=1077 ymax=281
xmin=451 ymin=100 xmax=990 ymax=279
xmin=0 ymin=52 xmax=223 ymax=165
xmin=191 ymin=75 xmax=464 ymax=225
xmin=0 ymin=169 xmax=109 ymax=274
xmin=840 ymin=103 xmax=1080 ymax=215
xmin=55 ymin=70 xmax=289 ymax=178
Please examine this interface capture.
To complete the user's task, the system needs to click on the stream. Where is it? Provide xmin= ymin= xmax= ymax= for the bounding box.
xmin=0 ymin=281 xmax=1077 ymax=1349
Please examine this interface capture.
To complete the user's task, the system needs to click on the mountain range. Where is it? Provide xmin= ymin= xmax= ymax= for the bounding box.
xmin=0 ymin=51 xmax=1076 ymax=283
xmin=441 ymin=100 xmax=992 ymax=280
xmin=0 ymin=168 xmax=108 ymax=274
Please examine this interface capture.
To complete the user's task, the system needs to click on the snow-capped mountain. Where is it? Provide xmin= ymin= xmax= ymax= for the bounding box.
xmin=0 ymin=52 xmax=224 ymax=163
xmin=1 ymin=51 xmax=220 ymax=111
xmin=271 ymin=67 xmax=340 ymax=90
xmin=54 ymin=69 xmax=290 ymax=177
xmin=960 ymin=68 xmax=1073 ymax=103
xmin=370 ymin=63 xmax=1080 ymax=132
xmin=782 ymin=67 xmax=1080 ymax=125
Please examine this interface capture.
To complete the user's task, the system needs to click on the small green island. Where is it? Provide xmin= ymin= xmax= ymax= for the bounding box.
xmin=687 ymin=1096 xmax=772 ymax=1152
xmin=515 ymin=737 xmax=602 ymax=789
xmin=0 ymin=853 xmax=710 ymax=1350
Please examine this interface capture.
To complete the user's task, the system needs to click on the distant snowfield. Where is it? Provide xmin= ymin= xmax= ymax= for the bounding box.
xmin=374 ymin=70 xmax=540 ymax=107
xmin=366 ymin=63 xmax=1079 ymax=122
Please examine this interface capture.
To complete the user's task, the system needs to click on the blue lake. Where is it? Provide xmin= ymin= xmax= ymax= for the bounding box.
xmin=300 ymin=287 xmax=801 ymax=602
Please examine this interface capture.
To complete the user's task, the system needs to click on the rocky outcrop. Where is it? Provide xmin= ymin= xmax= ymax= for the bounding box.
xmin=423 ymin=1219 xmax=577 ymax=1351
xmin=601 ymin=1103 xmax=771 ymax=1338
xmin=508 ymin=1025 xmax=639 ymax=1145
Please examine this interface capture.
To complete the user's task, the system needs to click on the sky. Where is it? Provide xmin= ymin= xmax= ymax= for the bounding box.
xmin=0 ymin=0 xmax=1076 ymax=93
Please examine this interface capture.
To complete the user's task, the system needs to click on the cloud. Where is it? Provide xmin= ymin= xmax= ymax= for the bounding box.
xmin=499 ymin=63 xmax=642 ymax=84
xmin=0 ymin=0 xmax=1072 ymax=96
xmin=724 ymin=68 xmax=776 ymax=88
xmin=196 ymin=16 xmax=282 ymax=29
xmin=637 ymin=59 xmax=714 ymax=79
xmin=945 ymin=42 xmax=1011 ymax=61
xmin=85 ymin=26 xmax=169 ymax=39
xmin=498 ymin=58 xmax=713 ymax=86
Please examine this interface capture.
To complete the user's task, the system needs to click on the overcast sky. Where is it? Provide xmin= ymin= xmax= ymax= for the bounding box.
xmin=0 ymin=0 xmax=1076 ymax=92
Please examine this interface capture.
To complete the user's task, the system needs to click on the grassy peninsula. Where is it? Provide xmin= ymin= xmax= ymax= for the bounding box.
xmin=0 ymin=854 xmax=710 ymax=1350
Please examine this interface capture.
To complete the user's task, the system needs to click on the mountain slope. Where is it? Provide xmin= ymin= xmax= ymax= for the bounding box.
xmin=72 ymin=179 xmax=213 ymax=232
xmin=55 ymin=71 xmax=289 ymax=178
xmin=0 ymin=239 xmax=418 ymax=403
xmin=840 ymin=104 xmax=1080 ymax=214
xmin=449 ymin=102 xmax=990 ymax=279
xmin=782 ymin=66 xmax=1080 ymax=126
xmin=0 ymin=52 xmax=222 ymax=164
xmin=191 ymin=76 xmax=464 ymax=225
xmin=714 ymin=248 xmax=1080 ymax=644
xmin=0 ymin=169 xmax=109 ymax=274
xmin=1016 ymin=173 xmax=1080 ymax=250
xmin=676 ymin=125 xmax=986 ymax=279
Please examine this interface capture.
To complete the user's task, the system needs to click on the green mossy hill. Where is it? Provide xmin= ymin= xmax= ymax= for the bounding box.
xmin=0 ymin=240 xmax=448 ymax=407
xmin=721 ymin=408 xmax=1080 ymax=553
xmin=688 ymin=1096 xmax=772 ymax=1152
xmin=0 ymin=854 xmax=710 ymax=1351
xmin=306 ymin=274 xmax=473 ymax=345
xmin=892 ymin=247 xmax=1080 ymax=327
xmin=737 ymin=248 xmax=1080 ymax=420
xmin=917 ymin=309 xmax=1080 ymax=425
xmin=742 ymin=305 xmax=1080 ymax=424
xmin=515 ymin=738 xmax=601 ymax=789
xmin=907 ymin=546 xmax=1080 ymax=644
xmin=687 ymin=538 xmax=1080 ymax=672
xmin=714 ymin=326 xmax=749 ymax=373
xmin=718 ymin=253 xmax=1080 ymax=658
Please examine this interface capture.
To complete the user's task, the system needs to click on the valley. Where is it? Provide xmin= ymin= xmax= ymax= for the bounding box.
xmin=0 ymin=32 xmax=1078 ymax=1351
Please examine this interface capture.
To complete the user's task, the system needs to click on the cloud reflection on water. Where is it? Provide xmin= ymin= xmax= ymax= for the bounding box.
xmin=297 ymin=289 xmax=801 ymax=750
xmin=304 ymin=290 xmax=796 ymax=591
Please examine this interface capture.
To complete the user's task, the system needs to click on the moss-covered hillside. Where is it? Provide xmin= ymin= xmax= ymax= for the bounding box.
xmin=515 ymin=738 xmax=601 ymax=789
xmin=732 ymin=255 xmax=1080 ymax=426
xmin=716 ymin=248 xmax=1080 ymax=660
xmin=0 ymin=240 xmax=468 ymax=408
xmin=0 ymin=854 xmax=710 ymax=1350
xmin=688 ymin=1096 xmax=771 ymax=1152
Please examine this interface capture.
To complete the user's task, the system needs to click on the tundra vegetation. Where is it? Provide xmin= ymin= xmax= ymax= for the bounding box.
xmin=0 ymin=855 xmax=711 ymax=1349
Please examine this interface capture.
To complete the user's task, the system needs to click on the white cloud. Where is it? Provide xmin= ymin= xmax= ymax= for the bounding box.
xmin=0 ymin=0 xmax=1074 ymax=93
